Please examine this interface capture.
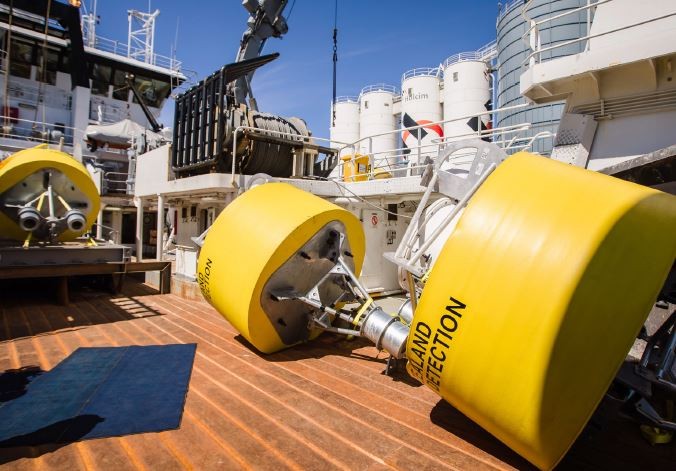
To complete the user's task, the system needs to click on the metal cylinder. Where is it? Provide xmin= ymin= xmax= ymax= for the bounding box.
xmin=396 ymin=298 xmax=414 ymax=325
xmin=65 ymin=209 xmax=87 ymax=232
xmin=361 ymin=307 xmax=409 ymax=359
xmin=330 ymin=97 xmax=360 ymax=157
xmin=359 ymin=84 xmax=397 ymax=168
xmin=400 ymin=69 xmax=443 ymax=167
xmin=17 ymin=207 xmax=42 ymax=232
xmin=442 ymin=57 xmax=491 ymax=141
xmin=496 ymin=0 xmax=588 ymax=154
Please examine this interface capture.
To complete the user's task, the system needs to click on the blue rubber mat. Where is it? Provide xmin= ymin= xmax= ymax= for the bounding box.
xmin=0 ymin=344 xmax=196 ymax=446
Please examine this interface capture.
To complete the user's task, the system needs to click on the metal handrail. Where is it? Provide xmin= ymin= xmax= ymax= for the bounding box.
xmin=0 ymin=115 xmax=79 ymax=145
xmin=401 ymin=67 xmax=442 ymax=82
xmin=521 ymin=0 xmax=676 ymax=68
xmin=498 ymin=0 xmax=527 ymax=20
xmin=86 ymin=34 xmax=182 ymax=73
xmin=524 ymin=9 xmax=676 ymax=67
xmin=359 ymin=83 xmax=398 ymax=96
xmin=443 ymin=40 xmax=497 ymax=68
xmin=333 ymin=96 xmax=358 ymax=104
xmin=335 ymin=116 xmax=555 ymax=181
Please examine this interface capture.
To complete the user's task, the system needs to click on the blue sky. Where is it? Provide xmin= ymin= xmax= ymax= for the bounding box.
xmin=91 ymin=1 xmax=500 ymax=138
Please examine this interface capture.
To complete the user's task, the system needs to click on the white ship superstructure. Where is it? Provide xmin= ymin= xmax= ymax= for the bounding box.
xmin=0 ymin=0 xmax=185 ymax=255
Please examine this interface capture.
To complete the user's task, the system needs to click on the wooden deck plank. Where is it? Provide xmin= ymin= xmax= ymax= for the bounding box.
xmin=1 ymin=279 xmax=674 ymax=471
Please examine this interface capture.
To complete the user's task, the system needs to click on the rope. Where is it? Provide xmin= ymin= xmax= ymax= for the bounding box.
xmin=35 ymin=0 xmax=53 ymax=133
xmin=286 ymin=0 xmax=297 ymax=21
xmin=331 ymin=0 xmax=338 ymax=127
xmin=3 ymin=0 xmax=14 ymax=129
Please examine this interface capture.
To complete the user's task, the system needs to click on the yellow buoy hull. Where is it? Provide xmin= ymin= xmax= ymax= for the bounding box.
xmin=197 ymin=183 xmax=365 ymax=354
xmin=0 ymin=147 xmax=99 ymax=242
xmin=407 ymin=152 xmax=676 ymax=470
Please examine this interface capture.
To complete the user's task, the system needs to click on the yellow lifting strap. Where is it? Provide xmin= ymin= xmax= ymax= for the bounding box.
xmin=352 ymin=298 xmax=373 ymax=327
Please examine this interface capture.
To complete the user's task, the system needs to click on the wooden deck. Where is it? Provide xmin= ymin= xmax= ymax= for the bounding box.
xmin=0 ymin=278 xmax=673 ymax=470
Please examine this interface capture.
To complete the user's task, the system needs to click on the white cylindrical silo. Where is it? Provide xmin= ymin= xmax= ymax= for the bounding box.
xmin=442 ymin=55 xmax=491 ymax=141
xmin=329 ymin=96 xmax=360 ymax=157
xmin=359 ymin=84 xmax=397 ymax=169
xmin=400 ymin=68 xmax=443 ymax=166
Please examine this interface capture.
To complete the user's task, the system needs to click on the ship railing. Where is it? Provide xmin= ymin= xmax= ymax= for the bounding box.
xmin=0 ymin=115 xmax=78 ymax=146
xmin=338 ymin=102 xmax=528 ymax=175
xmin=334 ymin=107 xmax=556 ymax=182
xmin=87 ymin=34 xmax=182 ymax=73
xmin=401 ymin=67 xmax=442 ymax=82
xmin=102 ymin=171 xmax=132 ymax=195
xmin=521 ymin=0 xmax=676 ymax=68
xmin=498 ymin=0 xmax=527 ymax=20
xmin=359 ymin=84 xmax=398 ymax=96
xmin=337 ymin=129 xmax=556 ymax=183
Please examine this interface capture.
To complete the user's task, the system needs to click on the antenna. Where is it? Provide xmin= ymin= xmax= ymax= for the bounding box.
xmin=127 ymin=8 xmax=160 ymax=64
xmin=81 ymin=0 xmax=98 ymax=47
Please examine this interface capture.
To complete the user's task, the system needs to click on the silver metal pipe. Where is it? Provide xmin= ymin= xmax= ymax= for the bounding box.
xmin=361 ymin=307 xmax=409 ymax=359
xmin=46 ymin=182 xmax=55 ymax=218
xmin=321 ymin=326 xmax=362 ymax=336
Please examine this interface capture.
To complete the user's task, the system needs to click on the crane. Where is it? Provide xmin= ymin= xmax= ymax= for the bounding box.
xmin=230 ymin=0 xmax=289 ymax=110
xmin=171 ymin=0 xmax=338 ymax=179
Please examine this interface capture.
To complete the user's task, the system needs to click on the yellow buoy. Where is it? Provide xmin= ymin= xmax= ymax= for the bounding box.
xmin=407 ymin=152 xmax=676 ymax=470
xmin=197 ymin=182 xmax=365 ymax=354
xmin=0 ymin=146 xmax=100 ymax=242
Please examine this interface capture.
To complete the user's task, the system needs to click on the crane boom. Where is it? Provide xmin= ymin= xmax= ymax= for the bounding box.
xmin=231 ymin=0 xmax=289 ymax=109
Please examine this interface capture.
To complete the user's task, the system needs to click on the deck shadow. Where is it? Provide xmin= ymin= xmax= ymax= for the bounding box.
xmin=429 ymin=399 xmax=536 ymax=470
xmin=0 ymin=366 xmax=44 ymax=403
xmin=236 ymin=333 xmax=424 ymax=386
xmin=0 ymin=415 xmax=104 ymax=464
xmin=0 ymin=277 xmax=165 ymax=342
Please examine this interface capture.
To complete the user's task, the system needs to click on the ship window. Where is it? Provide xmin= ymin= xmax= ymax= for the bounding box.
xmin=131 ymin=75 xmax=170 ymax=108
xmin=91 ymin=64 xmax=112 ymax=97
xmin=453 ymin=72 xmax=458 ymax=82
xmin=364 ymin=101 xmax=369 ymax=109
xmin=9 ymin=39 xmax=33 ymax=79
xmin=112 ymin=69 xmax=129 ymax=101
xmin=36 ymin=48 xmax=59 ymax=85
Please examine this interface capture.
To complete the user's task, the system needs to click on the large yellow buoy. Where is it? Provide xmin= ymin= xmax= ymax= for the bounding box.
xmin=0 ymin=146 xmax=100 ymax=242
xmin=197 ymin=182 xmax=365 ymax=353
xmin=407 ymin=152 xmax=676 ymax=470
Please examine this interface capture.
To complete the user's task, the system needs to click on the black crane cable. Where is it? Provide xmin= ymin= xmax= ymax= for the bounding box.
xmin=332 ymin=0 xmax=338 ymax=127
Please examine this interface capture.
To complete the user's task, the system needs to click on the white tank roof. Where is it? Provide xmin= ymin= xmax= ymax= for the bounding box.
xmin=401 ymin=67 xmax=442 ymax=82
xmin=443 ymin=41 xmax=497 ymax=68
xmin=334 ymin=96 xmax=359 ymax=104
xmin=360 ymin=83 xmax=398 ymax=97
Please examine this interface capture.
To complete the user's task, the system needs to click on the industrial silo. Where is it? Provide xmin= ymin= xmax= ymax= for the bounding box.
xmin=400 ymin=68 xmax=443 ymax=166
xmin=442 ymin=54 xmax=492 ymax=141
xmin=496 ymin=0 xmax=588 ymax=154
xmin=359 ymin=84 xmax=397 ymax=169
xmin=329 ymin=96 xmax=360 ymax=156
